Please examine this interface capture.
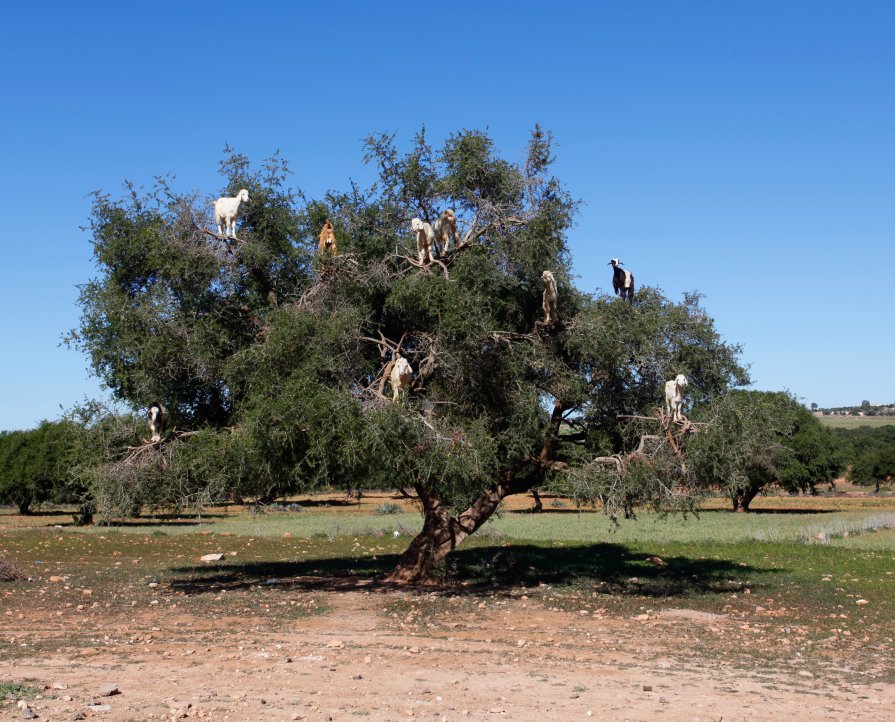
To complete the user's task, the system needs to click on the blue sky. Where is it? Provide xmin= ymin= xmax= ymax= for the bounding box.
xmin=2 ymin=1 xmax=893 ymax=430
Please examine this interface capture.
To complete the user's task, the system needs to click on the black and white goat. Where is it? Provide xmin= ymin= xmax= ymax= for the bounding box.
xmin=147 ymin=402 xmax=168 ymax=443
xmin=608 ymin=258 xmax=635 ymax=301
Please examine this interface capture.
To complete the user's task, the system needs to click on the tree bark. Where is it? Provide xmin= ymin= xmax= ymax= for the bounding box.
xmin=73 ymin=505 xmax=94 ymax=526
xmin=731 ymin=487 xmax=759 ymax=512
xmin=16 ymin=501 xmax=31 ymax=516
xmin=383 ymin=480 xmax=511 ymax=584
xmin=384 ymin=401 xmax=565 ymax=583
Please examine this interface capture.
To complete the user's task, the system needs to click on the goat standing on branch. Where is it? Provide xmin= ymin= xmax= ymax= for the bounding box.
xmin=213 ymin=189 xmax=249 ymax=238
xmin=432 ymin=209 xmax=460 ymax=255
xmin=318 ymin=220 xmax=337 ymax=255
xmin=608 ymin=258 xmax=635 ymax=301
xmin=665 ymin=374 xmax=689 ymax=422
xmin=541 ymin=270 xmax=559 ymax=324
xmin=147 ymin=402 xmax=168 ymax=443
xmin=411 ymin=218 xmax=436 ymax=264
xmin=389 ymin=355 xmax=413 ymax=401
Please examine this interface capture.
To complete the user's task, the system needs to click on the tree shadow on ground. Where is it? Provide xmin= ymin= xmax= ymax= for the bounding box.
xmin=94 ymin=518 xmax=225 ymax=528
xmin=0 ymin=509 xmax=74 ymax=517
xmin=274 ymin=498 xmax=360 ymax=508
xmin=701 ymin=508 xmax=836 ymax=515
xmin=168 ymin=542 xmax=776 ymax=598
xmin=65 ymin=513 xmax=228 ymax=528
xmin=505 ymin=507 xmax=598 ymax=514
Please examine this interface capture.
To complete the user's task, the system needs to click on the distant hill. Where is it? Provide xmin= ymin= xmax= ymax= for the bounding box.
xmin=812 ymin=401 xmax=895 ymax=418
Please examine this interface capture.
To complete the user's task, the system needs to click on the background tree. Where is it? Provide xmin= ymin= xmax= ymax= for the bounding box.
xmin=0 ymin=421 xmax=76 ymax=514
xmin=836 ymin=425 xmax=895 ymax=492
xmin=71 ymin=127 xmax=749 ymax=581
xmin=689 ymin=391 xmax=842 ymax=512
xmin=850 ymin=446 xmax=895 ymax=492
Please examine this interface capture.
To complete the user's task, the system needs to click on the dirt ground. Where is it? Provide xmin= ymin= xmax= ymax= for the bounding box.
xmin=4 ymin=582 xmax=894 ymax=722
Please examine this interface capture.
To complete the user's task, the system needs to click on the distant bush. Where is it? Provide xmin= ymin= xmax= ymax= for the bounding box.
xmin=375 ymin=503 xmax=402 ymax=515
xmin=265 ymin=503 xmax=305 ymax=513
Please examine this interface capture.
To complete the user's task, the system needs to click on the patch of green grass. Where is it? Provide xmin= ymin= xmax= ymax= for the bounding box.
xmin=27 ymin=506 xmax=893 ymax=553
xmin=480 ymin=508 xmax=895 ymax=549
xmin=0 ymin=682 xmax=40 ymax=701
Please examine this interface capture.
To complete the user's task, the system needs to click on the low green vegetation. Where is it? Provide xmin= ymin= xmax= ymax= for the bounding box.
xmin=374 ymin=503 xmax=402 ymax=515
xmin=0 ymin=683 xmax=40 ymax=702
xmin=7 ymin=496 xmax=895 ymax=549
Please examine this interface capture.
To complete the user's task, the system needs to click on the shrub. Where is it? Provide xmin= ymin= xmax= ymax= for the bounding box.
xmin=375 ymin=503 xmax=402 ymax=515
xmin=0 ymin=559 xmax=24 ymax=582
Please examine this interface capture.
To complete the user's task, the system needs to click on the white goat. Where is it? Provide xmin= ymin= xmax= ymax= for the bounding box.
xmin=389 ymin=355 xmax=413 ymax=401
xmin=214 ymin=189 xmax=249 ymax=238
xmin=147 ymin=401 xmax=168 ymax=443
xmin=664 ymin=374 xmax=688 ymax=422
xmin=411 ymin=217 xmax=435 ymax=264
xmin=541 ymin=270 xmax=559 ymax=324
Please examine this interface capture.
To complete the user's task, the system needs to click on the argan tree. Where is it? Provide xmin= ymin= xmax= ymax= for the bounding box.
xmin=0 ymin=421 xmax=76 ymax=514
xmin=72 ymin=128 xmax=748 ymax=582
xmin=688 ymin=391 xmax=842 ymax=512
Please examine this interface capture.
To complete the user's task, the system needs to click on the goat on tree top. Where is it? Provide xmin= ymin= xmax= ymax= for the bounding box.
xmin=71 ymin=127 xmax=748 ymax=583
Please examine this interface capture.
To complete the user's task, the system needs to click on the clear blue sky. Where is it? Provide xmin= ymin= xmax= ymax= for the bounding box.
xmin=2 ymin=1 xmax=893 ymax=430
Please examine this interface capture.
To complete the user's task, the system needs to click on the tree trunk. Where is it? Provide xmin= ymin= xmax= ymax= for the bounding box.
xmin=731 ymin=487 xmax=758 ymax=512
xmin=383 ymin=480 xmax=511 ymax=584
xmin=531 ymin=488 xmax=543 ymax=512
xmin=384 ymin=401 xmax=565 ymax=584
xmin=73 ymin=505 xmax=94 ymax=526
xmin=16 ymin=500 xmax=31 ymax=516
